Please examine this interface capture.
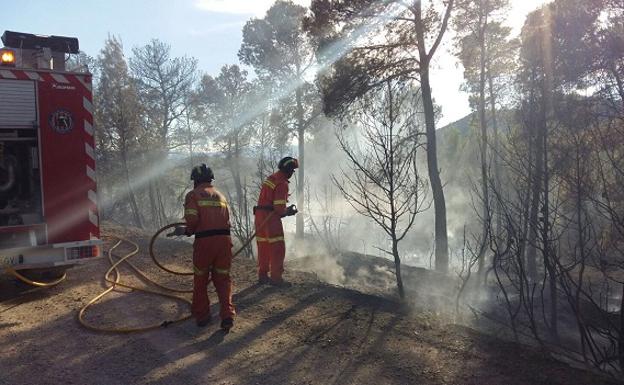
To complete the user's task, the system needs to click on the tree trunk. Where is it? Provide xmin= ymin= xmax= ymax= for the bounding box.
xmin=477 ymin=14 xmax=490 ymax=279
xmin=229 ymin=137 xmax=253 ymax=257
xmin=526 ymin=156 xmax=540 ymax=281
xmin=242 ymin=182 xmax=253 ymax=258
xmin=121 ymin=152 xmax=143 ymax=228
xmin=413 ymin=1 xmax=449 ymax=273
xmin=156 ymin=184 xmax=168 ymax=226
xmin=419 ymin=63 xmax=449 ymax=273
xmin=295 ymin=85 xmax=305 ymax=240
xmin=99 ymin=170 xmax=111 ymax=220
xmin=187 ymin=114 xmax=195 ymax=169
xmin=148 ymin=179 xmax=160 ymax=228
xmin=392 ymin=238 xmax=405 ymax=299
xmin=526 ymin=76 xmax=540 ymax=282
xmin=541 ymin=81 xmax=557 ymax=340
xmin=611 ymin=65 xmax=624 ymax=103
xmin=233 ymin=138 xmax=244 ymax=210
xmin=543 ymin=143 xmax=558 ymax=340
xmin=574 ymin=146 xmax=589 ymax=361
xmin=619 ymin=283 xmax=624 ymax=371
xmin=488 ymin=72 xmax=501 ymax=239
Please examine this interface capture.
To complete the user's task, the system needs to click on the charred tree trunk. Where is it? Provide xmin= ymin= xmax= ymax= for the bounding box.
xmin=392 ymin=238 xmax=405 ymax=299
xmin=388 ymin=82 xmax=404 ymax=300
xmin=573 ymin=145 xmax=589 ymax=361
xmin=414 ymin=1 xmax=450 ymax=273
xmin=419 ymin=61 xmax=448 ymax=273
xmin=541 ymin=120 xmax=558 ymax=340
xmin=477 ymin=13 xmax=490 ymax=279
xmin=295 ymin=85 xmax=305 ymax=240
xmin=526 ymin=74 xmax=540 ymax=282
xmin=242 ymin=182 xmax=253 ymax=258
xmin=488 ymin=72 xmax=502 ymax=239
xmin=619 ymin=283 xmax=624 ymax=371
xmin=542 ymin=49 xmax=558 ymax=340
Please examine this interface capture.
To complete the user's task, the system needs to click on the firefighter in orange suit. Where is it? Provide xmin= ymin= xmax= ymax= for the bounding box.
xmin=174 ymin=164 xmax=235 ymax=331
xmin=254 ymin=157 xmax=299 ymax=286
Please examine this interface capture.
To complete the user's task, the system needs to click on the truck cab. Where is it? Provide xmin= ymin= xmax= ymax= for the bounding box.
xmin=0 ymin=31 xmax=101 ymax=275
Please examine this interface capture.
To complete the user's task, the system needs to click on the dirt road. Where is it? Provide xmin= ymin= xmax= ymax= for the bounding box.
xmin=0 ymin=226 xmax=617 ymax=385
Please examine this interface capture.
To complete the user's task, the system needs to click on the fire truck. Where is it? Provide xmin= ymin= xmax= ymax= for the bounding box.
xmin=0 ymin=31 xmax=101 ymax=278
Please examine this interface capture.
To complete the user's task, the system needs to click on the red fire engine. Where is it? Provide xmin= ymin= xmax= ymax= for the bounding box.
xmin=0 ymin=31 xmax=101 ymax=276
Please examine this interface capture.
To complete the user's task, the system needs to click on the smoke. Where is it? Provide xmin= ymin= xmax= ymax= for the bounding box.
xmin=300 ymin=116 xmax=481 ymax=273
xmin=286 ymin=121 xmax=482 ymax=319
xmin=288 ymin=250 xmax=347 ymax=286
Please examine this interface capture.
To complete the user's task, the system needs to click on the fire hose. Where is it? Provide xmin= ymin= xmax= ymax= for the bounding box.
xmin=5 ymin=266 xmax=67 ymax=287
xmin=78 ymin=237 xmax=192 ymax=333
xmin=77 ymin=210 xmax=281 ymax=333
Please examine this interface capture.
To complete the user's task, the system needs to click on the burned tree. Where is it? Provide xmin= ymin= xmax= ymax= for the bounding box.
xmin=307 ymin=0 xmax=454 ymax=272
xmin=333 ymin=81 xmax=428 ymax=299
xmin=479 ymin=0 xmax=624 ymax=374
xmin=453 ymin=0 xmax=518 ymax=278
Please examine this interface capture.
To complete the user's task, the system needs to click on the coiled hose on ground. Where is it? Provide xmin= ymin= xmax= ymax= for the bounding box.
xmin=77 ymin=234 xmax=194 ymax=333
xmin=78 ymin=216 xmax=270 ymax=333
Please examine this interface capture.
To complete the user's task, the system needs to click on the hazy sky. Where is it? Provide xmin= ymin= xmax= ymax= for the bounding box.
xmin=5 ymin=0 xmax=548 ymax=126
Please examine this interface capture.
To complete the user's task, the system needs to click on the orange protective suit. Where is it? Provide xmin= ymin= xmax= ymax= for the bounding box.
xmin=184 ymin=182 xmax=235 ymax=323
xmin=254 ymin=170 xmax=290 ymax=283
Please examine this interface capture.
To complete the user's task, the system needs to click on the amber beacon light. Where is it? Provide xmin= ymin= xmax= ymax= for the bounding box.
xmin=0 ymin=48 xmax=15 ymax=66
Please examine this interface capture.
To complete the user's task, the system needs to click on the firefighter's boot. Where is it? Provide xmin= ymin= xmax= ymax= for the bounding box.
xmin=221 ymin=317 xmax=234 ymax=332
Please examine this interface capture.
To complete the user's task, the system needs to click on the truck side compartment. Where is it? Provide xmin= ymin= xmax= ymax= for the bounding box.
xmin=0 ymin=30 xmax=101 ymax=271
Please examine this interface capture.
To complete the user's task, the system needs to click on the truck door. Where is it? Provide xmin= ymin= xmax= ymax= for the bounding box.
xmin=0 ymin=78 xmax=45 ymax=247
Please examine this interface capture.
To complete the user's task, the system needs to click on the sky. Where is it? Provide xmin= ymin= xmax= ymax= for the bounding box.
xmin=4 ymin=0 xmax=549 ymax=127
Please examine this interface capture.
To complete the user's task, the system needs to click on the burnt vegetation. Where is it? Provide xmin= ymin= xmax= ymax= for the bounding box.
xmin=86 ymin=0 xmax=624 ymax=379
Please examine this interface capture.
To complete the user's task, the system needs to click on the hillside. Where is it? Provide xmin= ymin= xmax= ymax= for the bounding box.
xmin=0 ymin=224 xmax=617 ymax=385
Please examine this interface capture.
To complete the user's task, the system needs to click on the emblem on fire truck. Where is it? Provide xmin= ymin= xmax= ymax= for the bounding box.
xmin=49 ymin=109 xmax=74 ymax=134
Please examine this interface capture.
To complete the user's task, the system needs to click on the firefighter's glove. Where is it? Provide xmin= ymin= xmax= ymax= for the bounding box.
xmin=285 ymin=204 xmax=298 ymax=217
xmin=168 ymin=225 xmax=189 ymax=237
